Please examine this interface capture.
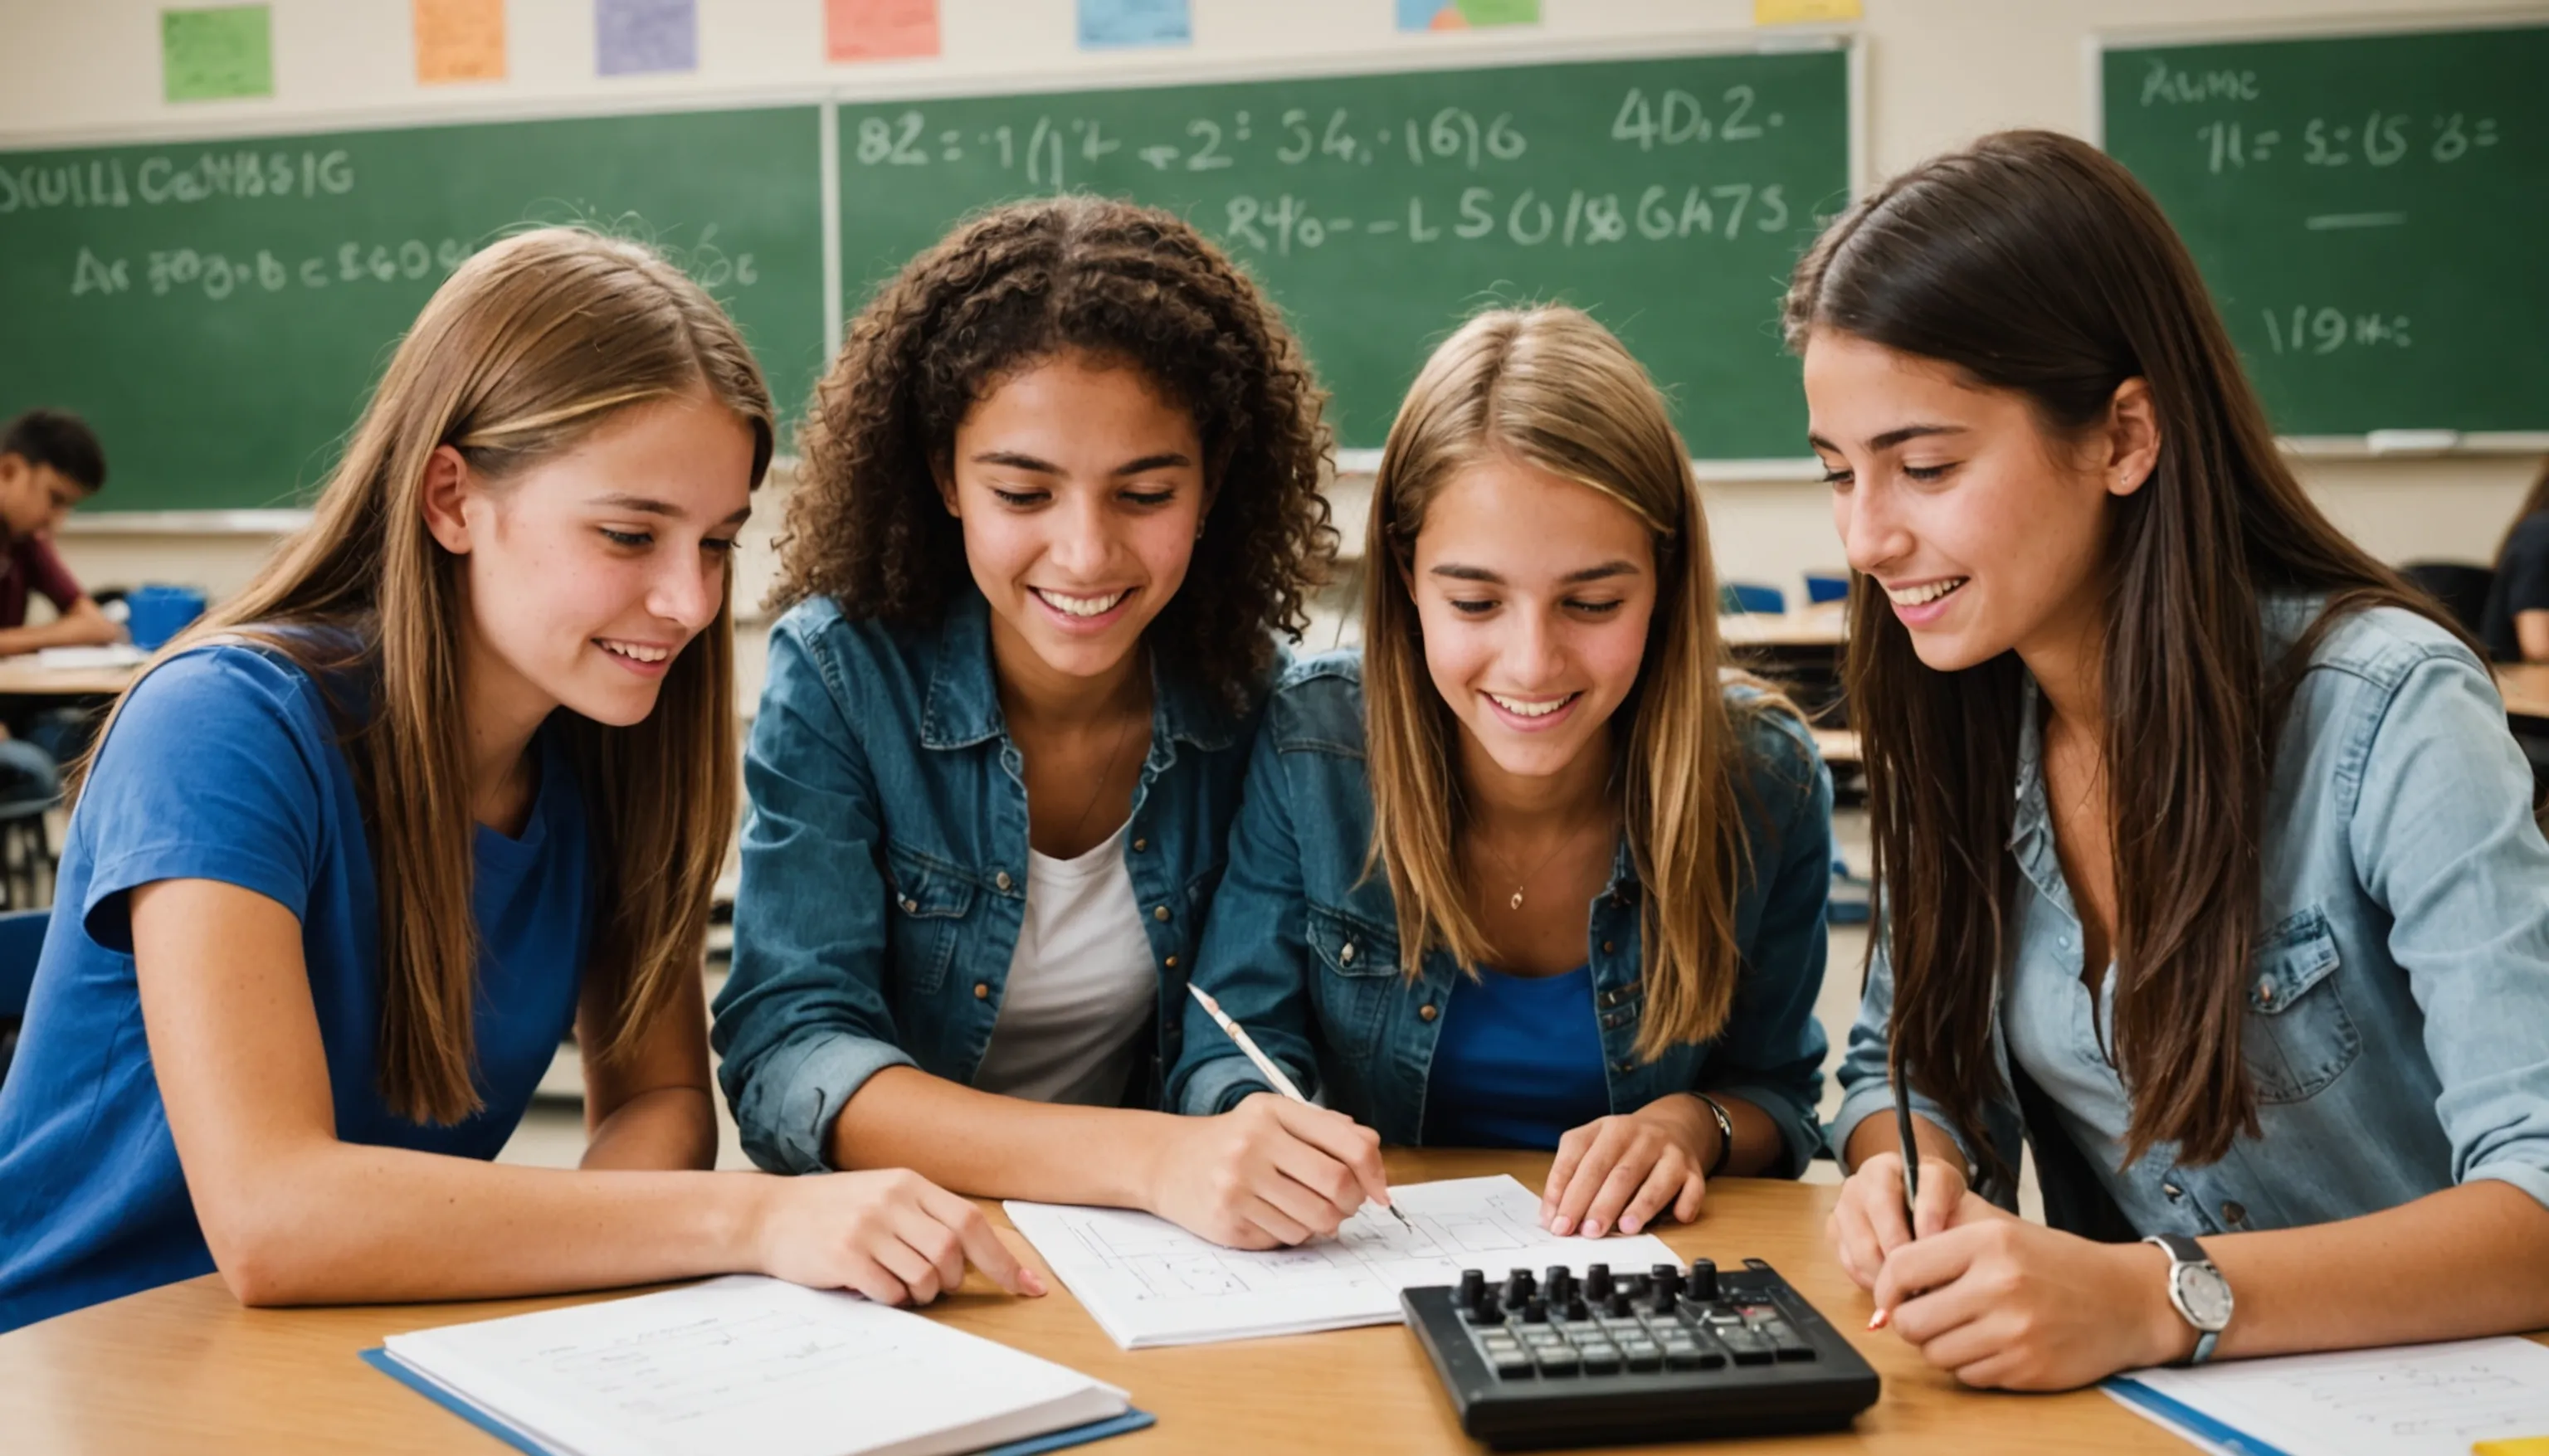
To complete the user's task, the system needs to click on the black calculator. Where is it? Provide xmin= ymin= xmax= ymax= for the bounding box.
xmin=1401 ymin=1259 xmax=1880 ymax=1449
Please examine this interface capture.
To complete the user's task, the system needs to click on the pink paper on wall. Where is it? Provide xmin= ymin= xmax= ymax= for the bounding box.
xmin=414 ymin=0 xmax=505 ymax=84
xmin=826 ymin=0 xmax=939 ymax=62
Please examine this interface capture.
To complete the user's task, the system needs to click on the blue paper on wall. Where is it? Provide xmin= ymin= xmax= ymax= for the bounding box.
xmin=597 ymin=0 xmax=697 ymax=75
xmin=1078 ymin=0 xmax=1190 ymax=49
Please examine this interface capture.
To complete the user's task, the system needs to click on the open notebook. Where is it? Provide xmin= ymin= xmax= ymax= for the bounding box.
xmin=1006 ymin=1174 xmax=1679 ymax=1349
xmin=368 ymin=1275 xmax=1143 ymax=1456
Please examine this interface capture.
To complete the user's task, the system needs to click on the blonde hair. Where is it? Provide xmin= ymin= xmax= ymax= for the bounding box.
xmin=1362 ymin=305 xmax=1778 ymax=1059
xmin=75 ymin=227 xmax=773 ymax=1125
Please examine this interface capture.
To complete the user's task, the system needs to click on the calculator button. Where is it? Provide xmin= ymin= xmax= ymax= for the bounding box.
xmin=1756 ymin=1320 xmax=1817 ymax=1361
xmin=1578 ymin=1343 xmax=1623 ymax=1376
xmin=1489 ymin=1348 xmax=1536 ymax=1380
xmin=1664 ymin=1342 xmax=1723 ymax=1371
xmin=1536 ymin=1346 xmax=1582 ymax=1377
xmin=1718 ymin=1327 xmax=1777 ymax=1366
xmin=1620 ymin=1340 xmax=1664 ymax=1372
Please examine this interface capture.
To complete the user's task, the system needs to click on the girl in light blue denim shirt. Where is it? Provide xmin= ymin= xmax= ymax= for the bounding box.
xmin=1172 ymin=307 xmax=1832 ymax=1244
xmin=711 ymin=197 xmax=1400 ymax=1254
xmin=1793 ymin=131 xmax=2549 ymax=1390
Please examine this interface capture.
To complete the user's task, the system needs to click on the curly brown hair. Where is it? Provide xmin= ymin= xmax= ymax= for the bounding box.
xmin=775 ymin=195 xmax=1338 ymax=709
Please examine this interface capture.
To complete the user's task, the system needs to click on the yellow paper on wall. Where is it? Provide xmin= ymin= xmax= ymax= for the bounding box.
xmin=414 ymin=0 xmax=505 ymax=84
xmin=1755 ymin=0 xmax=1859 ymax=23
xmin=2472 ymin=1439 xmax=2549 ymax=1456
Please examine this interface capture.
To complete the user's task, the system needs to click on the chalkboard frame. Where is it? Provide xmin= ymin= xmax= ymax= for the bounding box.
xmin=2088 ymin=11 xmax=2549 ymax=458
xmin=5 ymin=24 xmax=1865 ymax=525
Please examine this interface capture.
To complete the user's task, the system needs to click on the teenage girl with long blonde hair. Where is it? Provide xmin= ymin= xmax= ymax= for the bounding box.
xmin=0 ymin=228 xmax=1031 ymax=1332
xmin=1172 ymin=306 xmax=1833 ymax=1239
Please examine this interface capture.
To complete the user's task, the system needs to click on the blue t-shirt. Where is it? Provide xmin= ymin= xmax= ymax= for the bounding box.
xmin=1421 ymin=964 xmax=1611 ymax=1149
xmin=0 ymin=643 xmax=592 ymax=1332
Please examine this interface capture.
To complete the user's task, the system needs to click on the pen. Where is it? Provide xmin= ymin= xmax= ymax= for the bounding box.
xmin=1187 ymin=982 xmax=1411 ymax=1230
xmin=1870 ymin=1053 xmax=1921 ymax=1331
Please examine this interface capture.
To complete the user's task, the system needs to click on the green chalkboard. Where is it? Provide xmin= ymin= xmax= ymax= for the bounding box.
xmin=0 ymin=106 xmax=824 ymax=512
xmin=2103 ymin=25 xmax=2549 ymax=436
xmin=836 ymin=48 xmax=1852 ymax=455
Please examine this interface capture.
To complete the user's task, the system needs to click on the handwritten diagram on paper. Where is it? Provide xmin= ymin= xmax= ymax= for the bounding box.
xmin=1007 ymin=1175 xmax=1678 ymax=1347
xmin=2116 ymin=1337 xmax=2549 ymax=1456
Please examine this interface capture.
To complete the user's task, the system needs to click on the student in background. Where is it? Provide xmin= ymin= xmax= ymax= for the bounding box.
xmin=710 ymin=197 xmax=1389 ymax=1250
xmin=1802 ymin=131 xmax=2549 ymax=1390
xmin=0 ymin=408 xmax=121 ymax=657
xmin=2482 ymin=457 xmax=2549 ymax=662
xmin=1168 ymin=307 xmax=1834 ymax=1240
xmin=0 ymin=229 xmax=1031 ymax=1335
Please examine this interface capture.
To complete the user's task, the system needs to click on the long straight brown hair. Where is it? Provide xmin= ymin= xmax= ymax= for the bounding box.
xmin=2496 ymin=457 xmax=2549 ymax=569
xmin=1364 ymin=306 xmax=1786 ymax=1058
xmin=1785 ymin=130 xmax=2454 ymax=1169
xmin=73 ymin=228 xmax=773 ymax=1126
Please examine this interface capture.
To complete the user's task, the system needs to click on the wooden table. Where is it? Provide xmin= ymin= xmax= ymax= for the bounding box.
xmin=1 ymin=1151 xmax=2210 ymax=1456
xmin=0 ymin=657 xmax=139 ymax=697
xmin=2499 ymin=663 xmax=2549 ymax=722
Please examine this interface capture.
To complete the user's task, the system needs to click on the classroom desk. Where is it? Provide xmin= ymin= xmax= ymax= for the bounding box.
xmin=0 ymin=656 xmax=139 ymax=697
xmin=1718 ymin=606 xmax=1850 ymax=650
xmin=1 ymin=1150 xmax=2220 ymax=1456
xmin=2498 ymin=663 xmax=2549 ymax=723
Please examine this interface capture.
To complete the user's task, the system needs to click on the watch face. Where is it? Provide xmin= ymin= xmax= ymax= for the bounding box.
xmin=2177 ymin=1264 xmax=2234 ymax=1329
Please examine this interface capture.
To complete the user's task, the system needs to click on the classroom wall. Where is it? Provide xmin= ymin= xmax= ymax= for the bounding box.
xmin=8 ymin=0 xmax=2543 ymax=617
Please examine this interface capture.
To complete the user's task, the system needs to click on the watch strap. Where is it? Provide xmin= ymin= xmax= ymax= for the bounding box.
xmin=2143 ymin=1233 xmax=2227 ymax=1366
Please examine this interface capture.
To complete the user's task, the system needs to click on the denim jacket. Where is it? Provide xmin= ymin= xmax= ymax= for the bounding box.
xmin=712 ymin=588 xmax=1269 ymax=1175
xmin=1166 ymin=653 xmax=1834 ymax=1175
xmin=1833 ymin=598 xmax=2549 ymax=1236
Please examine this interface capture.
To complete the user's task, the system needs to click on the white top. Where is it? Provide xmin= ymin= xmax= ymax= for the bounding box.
xmin=972 ymin=821 xmax=1157 ymax=1107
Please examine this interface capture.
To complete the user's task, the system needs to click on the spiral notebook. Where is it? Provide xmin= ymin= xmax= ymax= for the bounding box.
xmin=364 ymin=1275 xmax=1150 ymax=1456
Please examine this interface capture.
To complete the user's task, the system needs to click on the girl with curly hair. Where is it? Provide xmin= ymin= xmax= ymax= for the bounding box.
xmin=714 ymin=196 xmax=1395 ymax=1249
xmin=1169 ymin=306 xmax=1834 ymax=1242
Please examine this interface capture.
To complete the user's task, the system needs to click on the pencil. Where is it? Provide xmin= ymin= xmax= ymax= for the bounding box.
xmin=1187 ymin=982 xmax=1411 ymax=1230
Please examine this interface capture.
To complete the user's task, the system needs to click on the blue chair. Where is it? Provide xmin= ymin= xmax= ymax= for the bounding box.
xmin=0 ymin=906 xmax=47 ymax=1093
xmin=1721 ymin=582 xmax=1787 ymax=616
xmin=1804 ymin=572 xmax=1851 ymax=606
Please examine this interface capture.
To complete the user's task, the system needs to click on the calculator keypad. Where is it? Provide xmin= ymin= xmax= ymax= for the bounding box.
xmin=1460 ymin=1266 xmax=1819 ymax=1382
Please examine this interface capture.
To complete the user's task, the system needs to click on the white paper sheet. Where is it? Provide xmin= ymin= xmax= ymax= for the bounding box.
xmin=1006 ymin=1174 xmax=1682 ymax=1348
xmin=383 ymin=1274 xmax=1128 ymax=1456
xmin=2108 ymin=1337 xmax=2549 ymax=1456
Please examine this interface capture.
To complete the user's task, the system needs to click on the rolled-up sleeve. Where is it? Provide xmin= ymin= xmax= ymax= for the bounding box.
xmin=2352 ymin=651 xmax=2549 ymax=1213
xmin=710 ymin=616 xmax=917 ymax=1175
xmin=1167 ymin=707 xmax=1314 ymax=1118
xmin=1698 ymin=723 xmax=1832 ymax=1179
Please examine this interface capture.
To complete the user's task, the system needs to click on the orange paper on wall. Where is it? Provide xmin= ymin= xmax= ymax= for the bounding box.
xmin=414 ymin=0 xmax=506 ymax=83
xmin=826 ymin=0 xmax=939 ymax=62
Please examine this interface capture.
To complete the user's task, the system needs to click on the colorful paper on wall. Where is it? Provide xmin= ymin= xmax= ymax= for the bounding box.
xmin=597 ymin=0 xmax=696 ymax=75
xmin=1078 ymin=0 xmax=1190 ymax=50
xmin=413 ymin=0 xmax=506 ymax=84
xmin=826 ymin=0 xmax=939 ymax=62
xmin=1754 ymin=0 xmax=1860 ymax=23
xmin=162 ymin=5 xmax=273 ymax=102
xmin=1396 ymin=0 xmax=1539 ymax=32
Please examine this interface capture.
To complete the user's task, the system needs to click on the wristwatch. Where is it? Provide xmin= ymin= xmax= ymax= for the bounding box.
xmin=2143 ymin=1232 xmax=2233 ymax=1365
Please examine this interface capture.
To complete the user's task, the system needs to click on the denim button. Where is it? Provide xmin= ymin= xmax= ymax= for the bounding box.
xmin=1133 ymin=838 xmax=1148 ymax=852
xmin=1165 ymin=955 xmax=1178 ymax=969
xmin=995 ymin=870 xmax=1014 ymax=892
xmin=2221 ymin=1201 xmax=2248 ymax=1227
xmin=973 ymin=982 xmax=990 ymax=1000
xmin=1601 ymin=941 xmax=1616 ymax=954
xmin=2163 ymin=1182 xmax=2184 ymax=1200
xmin=1154 ymin=905 xmax=1171 ymax=922
xmin=1340 ymin=942 xmax=1357 ymax=964
xmin=900 ymin=897 xmax=918 ymax=913
xmin=1419 ymin=1003 xmax=1438 ymax=1022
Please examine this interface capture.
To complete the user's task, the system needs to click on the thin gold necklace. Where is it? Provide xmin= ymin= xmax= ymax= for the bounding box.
xmin=1480 ymin=812 xmax=1607 ymax=912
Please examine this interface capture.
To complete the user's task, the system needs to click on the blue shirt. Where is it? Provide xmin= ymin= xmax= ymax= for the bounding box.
xmin=1422 ymin=965 xmax=1611 ymax=1150
xmin=1168 ymin=653 xmax=1834 ymax=1175
xmin=0 ymin=643 xmax=592 ymax=1332
xmin=1834 ymin=598 xmax=2549 ymax=1234
xmin=709 ymin=588 xmax=1272 ymax=1176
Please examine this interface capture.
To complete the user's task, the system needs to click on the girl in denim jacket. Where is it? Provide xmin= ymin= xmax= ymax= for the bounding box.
xmin=1172 ymin=307 xmax=1834 ymax=1241
xmin=713 ymin=197 xmax=1411 ymax=1251
xmin=1806 ymin=132 xmax=2549 ymax=1389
